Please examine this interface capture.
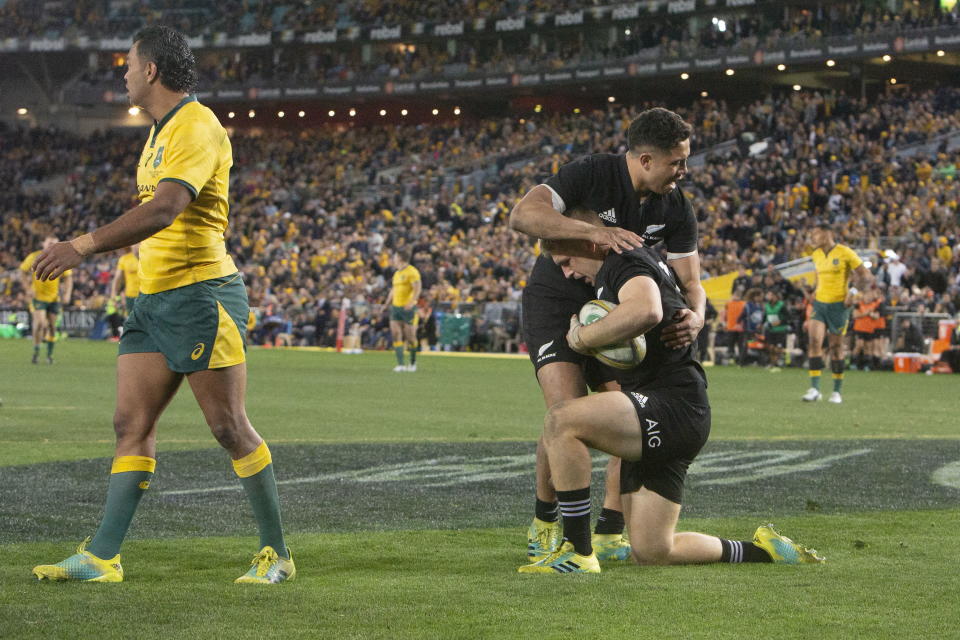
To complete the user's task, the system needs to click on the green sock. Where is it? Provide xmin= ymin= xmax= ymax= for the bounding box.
xmin=833 ymin=375 xmax=843 ymax=393
xmin=394 ymin=343 xmax=405 ymax=366
xmin=408 ymin=345 xmax=418 ymax=365
xmin=33 ymin=345 xmax=39 ymax=358
xmin=46 ymin=340 xmax=55 ymax=357
xmin=234 ymin=442 xmax=287 ymax=557
xmin=87 ymin=456 xmax=156 ymax=559
xmin=810 ymin=373 xmax=821 ymax=391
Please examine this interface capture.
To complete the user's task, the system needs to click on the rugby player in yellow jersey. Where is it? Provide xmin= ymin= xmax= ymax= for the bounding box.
xmin=110 ymin=244 xmax=140 ymax=314
xmin=19 ymin=236 xmax=73 ymax=364
xmin=385 ymin=250 xmax=422 ymax=372
xmin=802 ymin=222 xmax=873 ymax=404
xmin=30 ymin=26 xmax=293 ymax=584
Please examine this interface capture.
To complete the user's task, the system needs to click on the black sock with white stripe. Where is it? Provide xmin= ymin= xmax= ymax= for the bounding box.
xmin=593 ymin=508 xmax=625 ymax=535
xmin=719 ymin=538 xmax=773 ymax=563
xmin=557 ymin=487 xmax=592 ymax=556
xmin=535 ymin=498 xmax=559 ymax=523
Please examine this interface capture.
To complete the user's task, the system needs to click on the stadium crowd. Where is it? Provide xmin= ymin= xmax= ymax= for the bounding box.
xmin=3 ymin=85 xmax=959 ymax=363
xmin=62 ymin=2 xmax=960 ymax=94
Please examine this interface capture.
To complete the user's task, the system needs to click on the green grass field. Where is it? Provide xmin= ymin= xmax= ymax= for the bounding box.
xmin=1 ymin=340 xmax=959 ymax=638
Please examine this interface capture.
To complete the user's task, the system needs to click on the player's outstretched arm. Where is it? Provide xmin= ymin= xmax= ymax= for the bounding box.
xmin=33 ymin=182 xmax=191 ymax=281
xmin=570 ymin=276 xmax=661 ymax=352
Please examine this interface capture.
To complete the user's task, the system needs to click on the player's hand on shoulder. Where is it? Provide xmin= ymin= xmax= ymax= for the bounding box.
xmin=587 ymin=226 xmax=644 ymax=254
xmin=32 ymin=242 xmax=82 ymax=281
xmin=661 ymin=308 xmax=704 ymax=349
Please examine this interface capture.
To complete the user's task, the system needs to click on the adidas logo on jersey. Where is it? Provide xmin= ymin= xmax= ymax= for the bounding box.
xmin=630 ymin=392 xmax=649 ymax=408
xmin=598 ymin=208 xmax=617 ymax=223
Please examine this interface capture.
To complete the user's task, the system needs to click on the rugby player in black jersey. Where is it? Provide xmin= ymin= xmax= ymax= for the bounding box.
xmin=510 ymin=108 xmax=706 ymax=562
xmin=518 ymin=209 xmax=824 ymax=573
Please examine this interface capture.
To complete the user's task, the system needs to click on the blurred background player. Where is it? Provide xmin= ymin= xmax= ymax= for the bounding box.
xmin=19 ymin=235 xmax=72 ymax=364
xmin=108 ymin=244 xmax=140 ymax=339
xmin=802 ymin=223 xmax=873 ymax=404
xmin=510 ymin=108 xmax=705 ymax=563
xmin=519 ymin=211 xmax=822 ymax=574
xmin=29 ymin=26 xmax=293 ymax=584
xmin=851 ymin=288 xmax=881 ymax=370
xmin=386 ymin=249 xmax=421 ymax=372
xmin=762 ymin=289 xmax=789 ymax=370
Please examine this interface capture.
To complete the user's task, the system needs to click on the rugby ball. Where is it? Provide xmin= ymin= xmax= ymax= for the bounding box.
xmin=578 ymin=299 xmax=647 ymax=370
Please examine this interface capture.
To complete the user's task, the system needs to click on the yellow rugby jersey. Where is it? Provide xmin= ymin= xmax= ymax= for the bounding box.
xmin=136 ymin=95 xmax=237 ymax=293
xmin=19 ymin=251 xmax=71 ymax=302
xmin=117 ymin=251 xmax=140 ymax=297
xmin=812 ymin=244 xmax=862 ymax=303
xmin=391 ymin=264 xmax=421 ymax=307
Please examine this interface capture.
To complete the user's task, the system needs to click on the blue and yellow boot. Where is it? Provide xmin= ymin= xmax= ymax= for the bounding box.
xmin=235 ymin=546 xmax=296 ymax=584
xmin=32 ymin=537 xmax=123 ymax=582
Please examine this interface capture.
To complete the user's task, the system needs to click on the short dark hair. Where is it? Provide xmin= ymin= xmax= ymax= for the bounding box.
xmin=815 ymin=220 xmax=835 ymax=232
xmin=133 ymin=25 xmax=198 ymax=93
xmin=627 ymin=108 xmax=692 ymax=152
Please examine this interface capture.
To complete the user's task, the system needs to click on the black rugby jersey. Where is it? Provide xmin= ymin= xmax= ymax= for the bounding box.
xmin=593 ymin=245 xmax=706 ymax=390
xmin=528 ymin=153 xmax=698 ymax=297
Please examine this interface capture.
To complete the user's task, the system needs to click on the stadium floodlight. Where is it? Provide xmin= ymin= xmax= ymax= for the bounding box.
xmin=826 ymin=59 xmax=836 ymax=67
xmin=882 ymin=54 xmax=892 ymax=62
xmin=298 ymin=110 xmax=305 ymax=118
xmin=777 ymin=64 xmax=786 ymax=71
xmin=349 ymin=108 xmax=357 ymax=117
xmin=379 ymin=109 xmax=387 ymax=116
xmin=680 ymin=72 xmax=689 ymax=80
xmin=624 ymin=28 xmax=631 ymax=36
xmin=700 ymin=91 xmax=708 ymax=97
xmin=277 ymin=111 xmax=285 ymax=118
xmin=17 ymin=107 xmax=28 ymax=115
xmin=793 ymin=84 xmax=801 ymax=91
xmin=128 ymin=106 xmax=140 ymax=116
xmin=227 ymin=111 xmax=235 ymax=119
xmin=725 ymin=68 xmax=735 ymax=76
xmin=432 ymin=108 xmax=439 ymax=115
xmin=248 ymin=110 xmax=255 ymax=118
xmin=607 ymin=96 xmax=615 ymax=103
xmin=401 ymin=109 xmax=408 ymax=116
xmin=454 ymin=107 xmax=461 ymax=115
xmin=890 ymin=78 xmax=897 ymax=85
xmin=937 ymin=50 xmax=946 ymax=57
xmin=328 ymin=110 xmax=335 ymax=117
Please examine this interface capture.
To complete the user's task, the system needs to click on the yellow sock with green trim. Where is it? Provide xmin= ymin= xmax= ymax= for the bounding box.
xmin=87 ymin=455 xmax=156 ymax=559
xmin=233 ymin=441 xmax=287 ymax=557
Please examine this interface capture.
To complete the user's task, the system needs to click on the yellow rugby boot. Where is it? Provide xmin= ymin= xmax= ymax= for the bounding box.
xmin=592 ymin=533 xmax=632 ymax=562
xmin=753 ymin=524 xmax=825 ymax=564
xmin=526 ymin=517 xmax=562 ymax=560
xmin=32 ymin=537 xmax=123 ymax=582
xmin=518 ymin=541 xmax=601 ymax=574
xmin=235 ymin=546 xmax=296 ymax=584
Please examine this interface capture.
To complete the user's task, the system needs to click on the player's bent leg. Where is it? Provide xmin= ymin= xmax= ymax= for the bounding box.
xmin=526 ymin=361 xmax=589 ymax=559
xmin=188 ymin=364 xmax=291 ymax=572
xmin=803 ymin=319 xmax=827 ymax=401
xmin=591 ymin=380 xmax=630 ymax=561
xmin=623 ymin=488 xmax=721 ymax=565
xmin=36 ymin=353 xmax=183 ymax=576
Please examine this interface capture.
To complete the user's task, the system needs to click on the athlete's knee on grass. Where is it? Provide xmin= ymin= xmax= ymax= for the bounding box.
xmin=629 ymin=534 xmax=674 ymax=566
xmin=205 ymin=409 xmax=252 ymax=449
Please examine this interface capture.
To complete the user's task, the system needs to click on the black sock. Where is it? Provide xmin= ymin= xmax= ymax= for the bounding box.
xmin=535 ymin=498 xmax=559 ymax=523
xmin=593 ymin=508 xmax=625 ymax=535
xmin=719 ymin=538 xmax=773 ymax=563
xmin=557 ymin=487 xmax=592 ymax=556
